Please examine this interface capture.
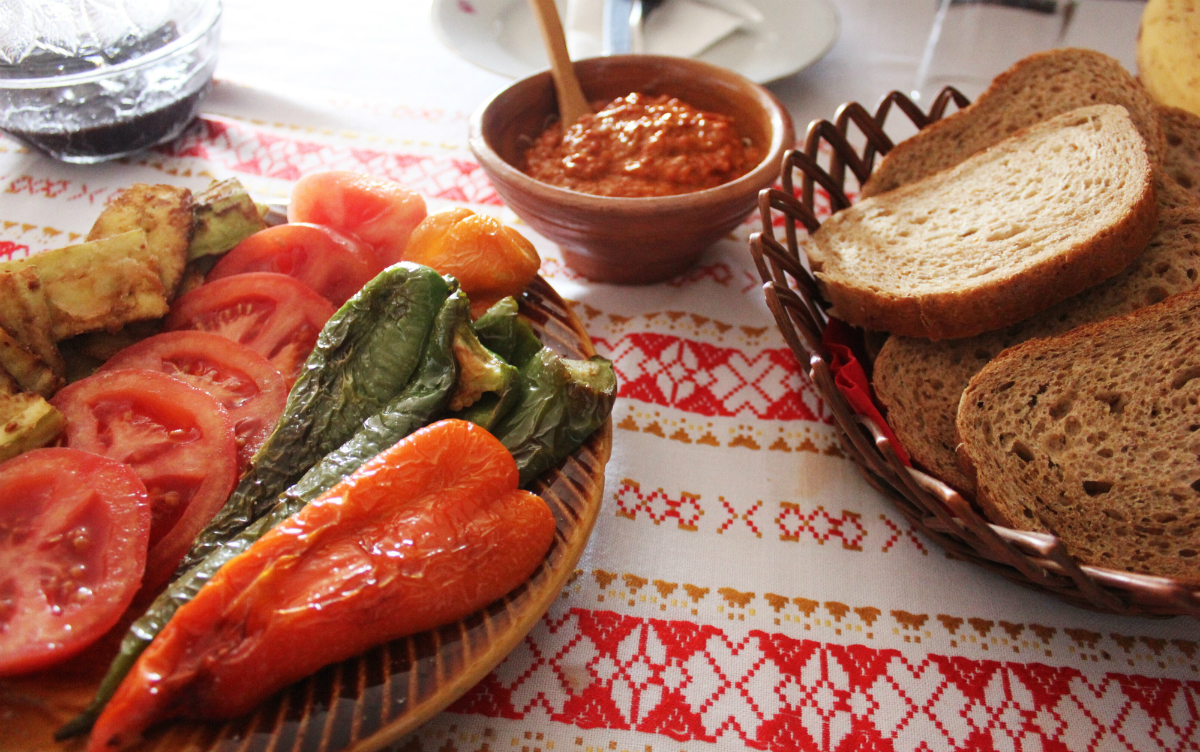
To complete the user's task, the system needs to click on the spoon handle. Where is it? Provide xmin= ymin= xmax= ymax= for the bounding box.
xmin=527 ymin=0 xmax=591 ymax=128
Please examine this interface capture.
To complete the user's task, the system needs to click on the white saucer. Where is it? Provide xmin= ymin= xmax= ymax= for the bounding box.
xmin=431 ymin=0 xmax=839 ymax=85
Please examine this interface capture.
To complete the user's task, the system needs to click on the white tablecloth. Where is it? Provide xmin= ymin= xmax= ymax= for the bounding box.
xmin=2 ymin=2 xmax=1196 ymax=750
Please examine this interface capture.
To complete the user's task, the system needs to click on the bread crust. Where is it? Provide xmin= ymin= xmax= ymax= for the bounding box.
xmin=863 ymin=48 xmax=1166 ymax=197
xmin=810 ymin=106 xmax=1158 ymax=341
xmin=955 ymin=287 xmax=1200 ymax=585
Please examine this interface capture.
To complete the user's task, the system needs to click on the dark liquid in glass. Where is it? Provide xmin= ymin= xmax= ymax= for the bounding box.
xmin=2 ymin=85 xmax=206 ymax=161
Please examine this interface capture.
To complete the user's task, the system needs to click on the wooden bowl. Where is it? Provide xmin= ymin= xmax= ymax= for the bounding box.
xmin=751 ymin=90 xmax=1200 ymax=618
xmin=469 ymin=54 xmax=794 ymax=284
xmin=0 ymin=276 xmax=613 ymax=752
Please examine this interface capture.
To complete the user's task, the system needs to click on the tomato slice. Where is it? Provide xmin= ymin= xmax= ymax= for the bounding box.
xmin=100 ymin=331 xmax=288 ymax=471
xmin=0 ymin=448 xmax=150 ymax=676
xmin=163 ymin=272 xmax=336 ymax=385
xmin=287 ymin=172 xmax=427 ymax=267
xmin=51 ymin=369 xmax=238 ymax=592
xmin=207 ymin=223 xmax=380 ymax=306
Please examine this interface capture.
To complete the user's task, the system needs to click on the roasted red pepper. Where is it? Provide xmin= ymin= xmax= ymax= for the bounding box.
xmin=88 ymin=419 xmax=556 ymax=750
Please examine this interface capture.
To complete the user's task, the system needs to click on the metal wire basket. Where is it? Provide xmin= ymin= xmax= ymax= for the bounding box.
xmin=749 ymin=89 xmax=1200 ymax=618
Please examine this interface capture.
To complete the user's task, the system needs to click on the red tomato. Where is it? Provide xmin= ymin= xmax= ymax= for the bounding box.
xmin=0 ymin=448 xmax=150 ymax=676
xmin=100 ymin=331 xmax=288 ymax=471
xmin=51 ymin=369 xmax=238 ymax=592
xmin=163 ymin=272 xmax=336 ymax=385
xmin=288 ymin=172 xmax=427 ymax=267
xmin=207 ymin=223 xmax=380 ymax=306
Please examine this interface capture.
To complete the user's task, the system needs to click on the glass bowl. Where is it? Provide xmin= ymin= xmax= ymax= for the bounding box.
xmin=0 ymin=0 xmax=222 ymax=163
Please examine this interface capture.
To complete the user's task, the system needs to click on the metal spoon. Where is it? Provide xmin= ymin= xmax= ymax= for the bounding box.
xmin=604 ymin=0 xmax=665 ymax=54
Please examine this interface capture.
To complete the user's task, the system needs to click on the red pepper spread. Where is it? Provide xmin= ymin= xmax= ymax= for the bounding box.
xmin=521 ymin=93 xmax=761 ymax=198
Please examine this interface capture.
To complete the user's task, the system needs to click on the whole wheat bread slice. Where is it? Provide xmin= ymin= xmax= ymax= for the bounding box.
xmin=1161 ymin=104 xmax=1200 ymax=200
xmin=956 ymin=286 xmax=1200 ymax=586
xmin=861 ymin=48 xmax=1165 ymax=198
xmin=808 ymin=105 xmax=1157 ymax=341
xmin=874 ymin=175 xmax=1200 ymax=491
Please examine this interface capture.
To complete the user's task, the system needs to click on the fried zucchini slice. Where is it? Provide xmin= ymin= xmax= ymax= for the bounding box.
xmin=0 ymin=367 xmax=65 ymax=461
xmin=0 ymin=230 xmax=169 ymax=340
xmin=0 ymin=327 xmax=62 ymax=397
xmin=0 ymin=267 xmax=65 ymax=379
xmin=87 ymin=183 xmax=193 ymax=297
xmin=189 ymin=178 xmax=269 ymax=260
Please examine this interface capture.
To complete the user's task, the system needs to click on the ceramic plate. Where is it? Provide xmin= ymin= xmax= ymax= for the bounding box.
xmin=432 ymin=0 xmax=840 ymax=84
xmin=0 ymin=275 xmax=612 ymax=752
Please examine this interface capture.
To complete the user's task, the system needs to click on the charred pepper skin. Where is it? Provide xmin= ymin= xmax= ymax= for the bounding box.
xmin=468 ymin=297 xmax=617 ymax=480
xmin=280 ymin=289 xmax=466 ymax=507
xmin=492 ymin=350 xmax=617 ymax=487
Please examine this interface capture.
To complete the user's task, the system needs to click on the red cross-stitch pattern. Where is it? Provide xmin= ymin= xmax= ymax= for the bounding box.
xmin=775 ymin=503 xmax=866 ymax=550
xmin=718 ymin=497 xmax=764 ymax=537
xmin=615 ymin=481 xmax=704 ymax=531
xmin=880 ymin=515 xmax=930 ymax=555
xmin=661 ymin=260 xmax=737 ymax=288
xmin=612 ymin=482 xmax=905 ymax=554
xmin=452 ymin=608 xmax=1200 ymax=751
xmin=157 ymin=117 xmax=502 ymax=205
xmin=6 ymin=176 xmax=74 ymax=200
xmin=4 ymin=175 xmax=111 ymax=204
xmin=0 ymin=240 xmax=30 ymax=262
xmin=594 ymin=333 xmax=828 ymax=423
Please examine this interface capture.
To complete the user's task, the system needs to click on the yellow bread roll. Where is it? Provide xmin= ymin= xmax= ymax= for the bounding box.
xmin=1138 ymin=0 xmax=1200 ymax=117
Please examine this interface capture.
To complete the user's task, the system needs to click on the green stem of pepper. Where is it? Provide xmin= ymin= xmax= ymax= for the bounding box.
xmin=472 ymin=296 xmax=543 ymax=369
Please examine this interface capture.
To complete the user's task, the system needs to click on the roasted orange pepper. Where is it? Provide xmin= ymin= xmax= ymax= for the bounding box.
xmin=87 ymin=419 xmax=555 ymax=750
xmin=402 ymin=208 xmax=541 ymax=317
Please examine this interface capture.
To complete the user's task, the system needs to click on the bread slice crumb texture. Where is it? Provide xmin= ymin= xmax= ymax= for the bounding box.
xmin=809 ymin=105 xmax=1157 ymax=340
xmin=956 ymin=287 xmax=1200 ymax=585
xmin=874 ymin=175 xmax=1200 ymax=493
xmin=1160 ymin=104 xmax=1200 ymax=200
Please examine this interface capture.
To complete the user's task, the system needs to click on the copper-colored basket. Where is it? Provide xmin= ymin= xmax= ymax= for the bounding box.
xmin=749 ymin=90 xmax=1200 ymax=619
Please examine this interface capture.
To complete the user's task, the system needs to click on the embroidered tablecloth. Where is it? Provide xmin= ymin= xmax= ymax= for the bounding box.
xmin=1 ymin=1 xmax=1195 ymax=750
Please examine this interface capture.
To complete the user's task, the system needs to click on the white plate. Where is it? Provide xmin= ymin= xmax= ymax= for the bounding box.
xmin=432 ymin=0 xmax=839 ymax=85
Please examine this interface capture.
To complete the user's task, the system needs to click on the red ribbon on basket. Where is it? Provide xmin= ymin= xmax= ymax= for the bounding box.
xmin=821 ymin=319 xmax=911 ymax=466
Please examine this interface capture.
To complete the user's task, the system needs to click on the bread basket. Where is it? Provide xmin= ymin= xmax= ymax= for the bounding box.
xmin=750 ymin=89 xmax=1200 ymax=618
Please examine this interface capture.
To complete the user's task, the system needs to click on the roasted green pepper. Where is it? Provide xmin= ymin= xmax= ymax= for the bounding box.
xmin=280 ymin=290 xmax=466 ymax=506
xmin=472 ymin=296 xmax=543 ymax=368
xmin=490 ymin=349 xmax=617 ymax=486
xmin=174 ymin=263 xmax=450 ymax=576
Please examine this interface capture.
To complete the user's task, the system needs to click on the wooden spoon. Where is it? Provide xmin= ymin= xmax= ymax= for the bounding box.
xmin=527 ymin=0 xmax=591 ymax=128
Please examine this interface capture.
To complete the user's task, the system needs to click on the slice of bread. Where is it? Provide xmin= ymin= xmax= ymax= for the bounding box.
xmin=874 ymin=176 xmax=1200 ymax=491
xmin=808 ymin=105 xmax=1157 ymax=341
xmin=956 ymin=286 xmax=1200 ymax=586
xmin=1161 ymin=104 xmax=1200 ymax=200
xmin=862 ymin=48 xmax=1165 ymax=198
